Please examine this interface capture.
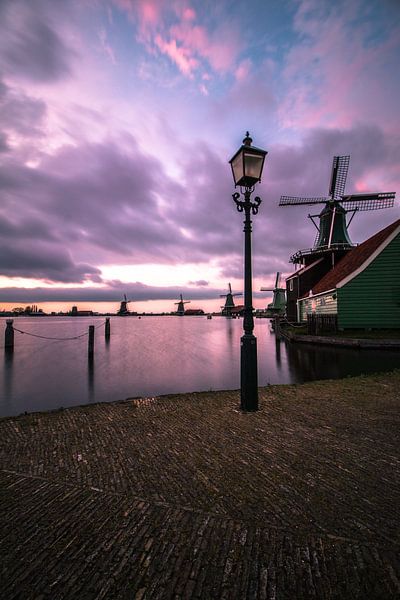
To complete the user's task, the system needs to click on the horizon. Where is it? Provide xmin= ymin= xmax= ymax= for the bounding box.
xmin=1 ymin=0 xmax=399 ymax=307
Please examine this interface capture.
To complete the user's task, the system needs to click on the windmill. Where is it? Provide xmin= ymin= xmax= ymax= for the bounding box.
xmin=175 ymin=294 xmax=190 ymax=316
xmin=117 ymin=294 xmax=131 ymax=316
xmin=279 ymin=155 xmax=396 ymax=264
xmin=260 ymin=272 xmax=286 ymax=316
xmin=220 ymin=283 xmax=242 ymax=316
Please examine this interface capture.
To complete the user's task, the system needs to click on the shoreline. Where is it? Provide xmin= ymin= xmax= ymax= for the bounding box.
xmin=280 ymin=327 xmax=400 ymax=349
xmin=2 ymin=368 xmax=399 ymax=421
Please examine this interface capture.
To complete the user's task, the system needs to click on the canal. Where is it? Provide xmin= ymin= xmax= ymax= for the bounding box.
xmin=1 ymin=316 xmax=399 ymax=417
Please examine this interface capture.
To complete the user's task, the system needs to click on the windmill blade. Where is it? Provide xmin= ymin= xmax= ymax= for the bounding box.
xmin=279 ymin=195 xmax=328 ymax=206
xmin=329 ymin=155 xmax=350 ymax=199
xmin=340 ymin=192 xmax=395 ymax=211
xmin=275 ymin=272 xmax=281 ymax=288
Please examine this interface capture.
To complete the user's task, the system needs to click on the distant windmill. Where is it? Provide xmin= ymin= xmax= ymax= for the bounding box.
xmin=117 ymin=294 xmax=131 ymax=316
xmin=220 ymin=283 xmax=242 ymax=317
xmin=175 ymin=294 xmax=190 ymax=316
xmin=279 ymin=155 xmax=396 ymax=264
xmin=260 ymin=272 xmax=286 ymax=316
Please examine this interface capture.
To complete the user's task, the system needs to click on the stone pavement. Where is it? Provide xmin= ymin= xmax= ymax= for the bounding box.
xmin=0 ymin=371 xmax=399 ymax=599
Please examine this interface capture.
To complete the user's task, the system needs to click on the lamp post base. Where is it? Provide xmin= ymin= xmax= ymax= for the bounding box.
xmin=240 ymin=333 xmax=258 ymax=411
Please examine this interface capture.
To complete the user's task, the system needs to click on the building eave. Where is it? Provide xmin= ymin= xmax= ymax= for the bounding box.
xmin=286 ymin=258 xmax=324 ymax=281
xmin=298 ymin=288 xmax=336 ymax=301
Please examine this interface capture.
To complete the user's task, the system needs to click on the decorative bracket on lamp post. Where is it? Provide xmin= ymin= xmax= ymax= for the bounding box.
xmin=232 ymin=191 xmax=262 ymax=215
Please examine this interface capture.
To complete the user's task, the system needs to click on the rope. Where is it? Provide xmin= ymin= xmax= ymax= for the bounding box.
xmin=12 ymin=321 xmax=106 ymax=341
xmin=280 ymin=317 xmax=306 ymax=328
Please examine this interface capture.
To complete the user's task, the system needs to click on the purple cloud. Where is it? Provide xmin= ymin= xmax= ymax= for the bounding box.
xmin=188 ymin=280 xmax=209 ymax=286
xmin=0 ymin=0 xmax=75 ymax=83
xmin=0 ymin=79 xmax=47 ymax=139
xmin=0 ymin=281 xmax=222 ymax=303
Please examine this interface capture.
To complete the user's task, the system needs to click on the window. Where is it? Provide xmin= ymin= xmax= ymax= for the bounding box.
xmin=289 ymin=279 xmax=293 ymax=291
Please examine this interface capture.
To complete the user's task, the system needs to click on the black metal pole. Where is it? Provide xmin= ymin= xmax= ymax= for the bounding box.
xmin=240 ymin=190 xmax=258 ymax=411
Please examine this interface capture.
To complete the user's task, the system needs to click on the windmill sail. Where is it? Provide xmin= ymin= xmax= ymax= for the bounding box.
xmin=279 ymin=154 xmax=396 ymax=263
xmin=329 ymin=155 xmax=350 ymax=198
xmin=279 ymin=196 xmax=327 ymax=206
xmin=340 ymin=192 xmax=395 ymax=211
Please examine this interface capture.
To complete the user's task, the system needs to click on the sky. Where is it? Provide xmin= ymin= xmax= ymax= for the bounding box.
xmin=0 ymin=0 xmax=399 ymax=313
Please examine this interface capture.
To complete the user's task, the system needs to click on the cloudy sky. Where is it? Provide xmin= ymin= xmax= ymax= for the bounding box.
xmin=1 ymin=0 xmax=399 ymax=312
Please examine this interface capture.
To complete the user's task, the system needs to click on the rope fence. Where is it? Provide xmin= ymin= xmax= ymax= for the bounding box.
xmin=11 ymin=320 xmax=106 ymax=341
xmin=4 ymin=319 xmax=109 ymax=355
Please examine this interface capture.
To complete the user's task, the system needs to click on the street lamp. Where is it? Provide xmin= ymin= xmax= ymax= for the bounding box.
xmin=229 ymin=132 xmax=267 ymax=411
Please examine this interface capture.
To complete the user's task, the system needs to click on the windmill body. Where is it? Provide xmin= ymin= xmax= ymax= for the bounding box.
xmin=175 ymin=294 xmax=190 ymax=316
xmin=280 ymin=155 xmax=395 ymax=320
xmin=220 ymin=283 xmax=243 ymax=316
xmin=260 ymin=272 xmax=286 ymax=316
xmin=117 ymin=294 xmax=131 ymax=316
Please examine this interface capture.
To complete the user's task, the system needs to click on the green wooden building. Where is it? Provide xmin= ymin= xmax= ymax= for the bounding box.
xmin=298 ymin=219 xmax=400 ymax=329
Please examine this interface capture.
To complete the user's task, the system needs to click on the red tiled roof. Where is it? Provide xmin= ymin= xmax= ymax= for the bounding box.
xmin=310 ymin=219 xmax=400 ymax=295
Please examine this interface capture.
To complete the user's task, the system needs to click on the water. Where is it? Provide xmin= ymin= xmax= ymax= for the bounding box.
xmin=1 ymin=316 xmax=399 ymax=417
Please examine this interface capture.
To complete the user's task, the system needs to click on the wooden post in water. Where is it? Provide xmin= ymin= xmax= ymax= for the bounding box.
xmin=5 ymin=319 xmax=14 ymax=350
xmin=88 ymin=325 xmax=95 ymax=359
xmin=105 ymin=318 xmax=110 ymax=340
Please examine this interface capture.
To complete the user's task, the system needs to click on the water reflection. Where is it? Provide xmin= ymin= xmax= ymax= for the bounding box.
xmin=275 ymin=337 xmax=282 ymax=370
xmin=88 ymin=356 xmax=95 ymax=402
xmin=285 ymin=340 xmax=400 ymax=383
xmin=3 ymin=348 xmax=14 ymax=411
xmin=225 ymin=319 xmax=235 ymax=366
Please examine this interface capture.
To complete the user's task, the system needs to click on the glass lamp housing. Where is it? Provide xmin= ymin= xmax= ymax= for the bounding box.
xmin=229 ymin=136 xmax=267 ymax=188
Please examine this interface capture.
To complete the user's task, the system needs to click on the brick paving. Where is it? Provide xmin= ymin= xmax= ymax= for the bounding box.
xmin=0 ymin=371 xmax=399 ymax=599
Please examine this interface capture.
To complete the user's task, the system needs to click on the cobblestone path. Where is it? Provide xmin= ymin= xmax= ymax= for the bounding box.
xmin=1 ymin=371 xmax=399 ymax=599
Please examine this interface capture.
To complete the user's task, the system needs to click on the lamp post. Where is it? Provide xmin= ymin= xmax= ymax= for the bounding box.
xmin=229 ymin=132 xmax=267 ymax=411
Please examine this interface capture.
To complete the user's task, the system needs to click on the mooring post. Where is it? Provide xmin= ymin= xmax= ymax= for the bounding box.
xmin=88 ymin=325 xmax=95 ymax=358
xmin=105 ymin=317 xmax=110 ymax=340
xmin=5 ymin=319 xmax=14 ymax=350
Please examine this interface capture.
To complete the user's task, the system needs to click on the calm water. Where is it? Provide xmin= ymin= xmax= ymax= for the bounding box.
xmin=1 ymin=316 xmax=399 ymax=417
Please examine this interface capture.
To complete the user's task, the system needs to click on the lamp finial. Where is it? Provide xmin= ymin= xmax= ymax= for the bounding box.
xmin=243 ymin=132 xmax=252 ymax=146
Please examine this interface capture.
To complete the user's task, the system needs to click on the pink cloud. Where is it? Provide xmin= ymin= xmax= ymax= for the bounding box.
xmin=235 ymin=59 xmax=252 ymax=82
xmin=139 ymin=1 xmax=160 ymax=26
xmin=154 ymin=34 xmax=198 ymax=77
xmin=279 ymin=0 xmax=400 ymax=134
xmin=170 ymin=21 xmax=241 ymax=73
xmin=354 ymin=179 xmax=369 ymax=192
xmin=182 ymin=7 xmax=196 ymax=21
xmin=113 ymin=0 xmax=243 ymax=78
